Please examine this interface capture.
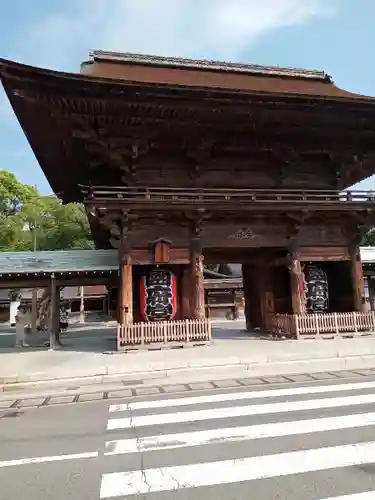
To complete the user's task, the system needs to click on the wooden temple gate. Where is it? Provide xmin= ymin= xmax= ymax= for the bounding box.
xmin=82 ymin=186 xmax=375 ymax=344
xmin=2 ymin=51 xmax=375 ymax=346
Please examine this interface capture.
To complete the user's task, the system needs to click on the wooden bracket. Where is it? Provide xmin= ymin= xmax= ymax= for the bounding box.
xmin=187 ymin=209 xmax=210 ymax=238
xmin=185 ymin=140 xmax=214 ymax=180
xmin=285 ymin=211 xmax=310 ymax=250
xmin=119 ymin=141 xmax=149 ymax=182
xmin=191 ymin=237 xmax=202 ymax=255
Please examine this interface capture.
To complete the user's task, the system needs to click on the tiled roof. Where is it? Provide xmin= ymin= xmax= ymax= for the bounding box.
xmin=0 ymin=250 xmax=118 ymax=275
xmin=89 ymin=50 xmax=330 ymax=81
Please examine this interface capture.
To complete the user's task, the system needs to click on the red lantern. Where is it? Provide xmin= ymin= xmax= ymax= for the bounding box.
xmin=140 ymin=268 xmax=177 ymax=322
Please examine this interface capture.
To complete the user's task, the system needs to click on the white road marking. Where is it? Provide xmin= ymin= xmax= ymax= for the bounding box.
xmin=109 ymin=379 xmax=375 ymax=412
xmin=107 ymin=392 xmax=375 ymax=430
xmin=0 ymin=451 xmax=99 ymax=468
xmin=100 ymin=440 xmax=375 ymax=498
xmin=321 ymin=493 xmax=375 ymax=499
xmin=104 ymin=411 xmax=375 ymax=455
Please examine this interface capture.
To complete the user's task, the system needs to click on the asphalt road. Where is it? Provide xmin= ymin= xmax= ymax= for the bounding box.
xmin=2 ymin=377 xmax=375 ymax=499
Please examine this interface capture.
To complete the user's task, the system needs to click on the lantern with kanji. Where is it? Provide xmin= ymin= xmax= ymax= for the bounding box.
xmin=140 ymin=268 xmax=178 ymax=322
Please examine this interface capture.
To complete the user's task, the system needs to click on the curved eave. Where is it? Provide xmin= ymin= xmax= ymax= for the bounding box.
xmin=1 ymin=58 xmax=375 ymax=201
xmin=1 ymin=57 xmax=375 ymax=106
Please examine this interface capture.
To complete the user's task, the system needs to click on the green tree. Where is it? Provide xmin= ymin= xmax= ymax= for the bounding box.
xmin=362 ymin=229 xmax=375 ymax=246
xmin=0 ymin=170 xmax=93 ymax=251
xmin=0 ymin=170 xmax=35 ymax=250
xmin=0 ymin=170 xmax=36 ymax=217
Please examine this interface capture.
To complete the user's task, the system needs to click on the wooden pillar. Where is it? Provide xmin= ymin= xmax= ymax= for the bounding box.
xmin=234 ymin=290 xmax=243 ymax=319
xmin=288 ymin=253 xmax=306 ymax=315
xmin=242 ymin=264 xmax=252 ymax=331
xmin=368 ymin=278 xmax=375 ymax=311
xmin=49 ymin=274 xmax=61 ymax=350
xmin=181 ymin=265 xmax=191 ymax=319
xmin=79 ymin=286 xmax=85 ymax=323
xmin=108 ymin=290 xmax=113 ymax=319
xmin=259 ymin=264 xmax=275 ymax=328
xmin=190 ymin=238 xmax=205 ymax=319
xmin=31 ymin=288 xmax=38 ymax=333
xmin=350 ymin=244 xmax=365 ymax=311
xmin=121 ymin=257 xmax=133 ymax=324
xmin=119 ymin=225 xmax=133 ymax=325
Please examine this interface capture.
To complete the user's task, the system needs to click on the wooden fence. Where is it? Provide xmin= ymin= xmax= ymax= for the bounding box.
xmin=117 ymin=318 xmax=212 ymax=350
xmin=266 ymin=312 xmax=375 ymax=339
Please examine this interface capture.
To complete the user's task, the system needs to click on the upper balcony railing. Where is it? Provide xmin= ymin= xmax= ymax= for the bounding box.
xmin=80 ymin=185 xmax=375 ymax=206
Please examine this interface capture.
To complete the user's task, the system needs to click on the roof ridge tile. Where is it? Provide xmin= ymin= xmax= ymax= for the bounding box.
xmin=89 ymin=50 xmax=331 ymax=82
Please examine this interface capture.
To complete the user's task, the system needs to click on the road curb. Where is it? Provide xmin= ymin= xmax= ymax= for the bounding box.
xmin=2 ymin=353 xmax=375 ymax=393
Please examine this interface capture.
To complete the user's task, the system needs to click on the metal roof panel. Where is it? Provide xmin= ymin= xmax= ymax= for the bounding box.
xmin=0 ymin=250 xmax=118 ymax=275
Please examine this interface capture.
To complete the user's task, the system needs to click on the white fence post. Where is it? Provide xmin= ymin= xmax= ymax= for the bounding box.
xmin=353 ymin=312 xmax=358 ymax=333
xmin=315 ymin=315 xmax=320 ymax=336
xmin=294 ymin=314 xmax=300 ymax=340
xmin=334 ymin=313 xmax=339 ymax=334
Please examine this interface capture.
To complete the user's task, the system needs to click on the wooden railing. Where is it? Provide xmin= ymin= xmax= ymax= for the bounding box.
xmin=117 ymin=318 xmax=211 ymax=350
xmin=266 ymin=312 xmax=375 ymax=339
xmin=81 ymin=185 xmax=375 ymax=206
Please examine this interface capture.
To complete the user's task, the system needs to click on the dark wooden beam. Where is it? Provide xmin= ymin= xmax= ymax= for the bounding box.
xmin=204 ymin=278 xmax=243 ymax=290
xmin=0 ymin=276 xmax=117 ymax=289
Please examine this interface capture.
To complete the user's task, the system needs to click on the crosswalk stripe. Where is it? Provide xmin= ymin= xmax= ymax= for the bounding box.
xmin=0 ymin=452 xmax=99 ymax=468
xmin=107 ymin=392 xmax=375 ymax=430
xmin=109 ymin=379 xmax=375 ymax=412
xmin=321 ymin=493 xmax=375 ymax=499
xmin=100 ymin=440 xmax=375 ymax=498
xmin=104 ymin=411 xmax=375 ymax=455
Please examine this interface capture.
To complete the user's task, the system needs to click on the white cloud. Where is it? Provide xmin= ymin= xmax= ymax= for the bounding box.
xmin=9 ymin=0 xmax=337 ymax=70
xmin=0 ymin=0 xmax=337 ymax=126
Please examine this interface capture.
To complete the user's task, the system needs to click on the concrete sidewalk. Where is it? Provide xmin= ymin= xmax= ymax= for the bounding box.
xmin=2 ymin=322 xmax=375 ymax=392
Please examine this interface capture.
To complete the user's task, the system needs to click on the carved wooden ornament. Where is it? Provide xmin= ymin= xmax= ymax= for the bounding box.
xmin=227 ymin=227 xmax=254 ymax=240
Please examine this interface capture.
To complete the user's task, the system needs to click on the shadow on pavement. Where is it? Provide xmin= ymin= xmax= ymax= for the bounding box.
xmin=0 ymin=325 xmax=117 ymax=353
xmin=0 ymin=320 xmax=283 ymax=353
xmin=211 ymin=321 xmax=286 ymax=341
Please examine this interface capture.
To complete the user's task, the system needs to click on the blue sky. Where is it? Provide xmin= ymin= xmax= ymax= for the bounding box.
xmin=0 ymin=0 xmax=374 ymax=193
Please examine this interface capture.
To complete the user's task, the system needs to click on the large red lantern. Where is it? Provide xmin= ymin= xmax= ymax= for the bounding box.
xmin=140 ymin=268 xmax=178 ymax=322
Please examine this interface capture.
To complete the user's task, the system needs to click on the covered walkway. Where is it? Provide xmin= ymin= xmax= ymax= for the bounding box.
xmin=0 ymin=249 xmax=118 ymax=289
xmin=0 ymin=250 xmax=118 ymax=350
